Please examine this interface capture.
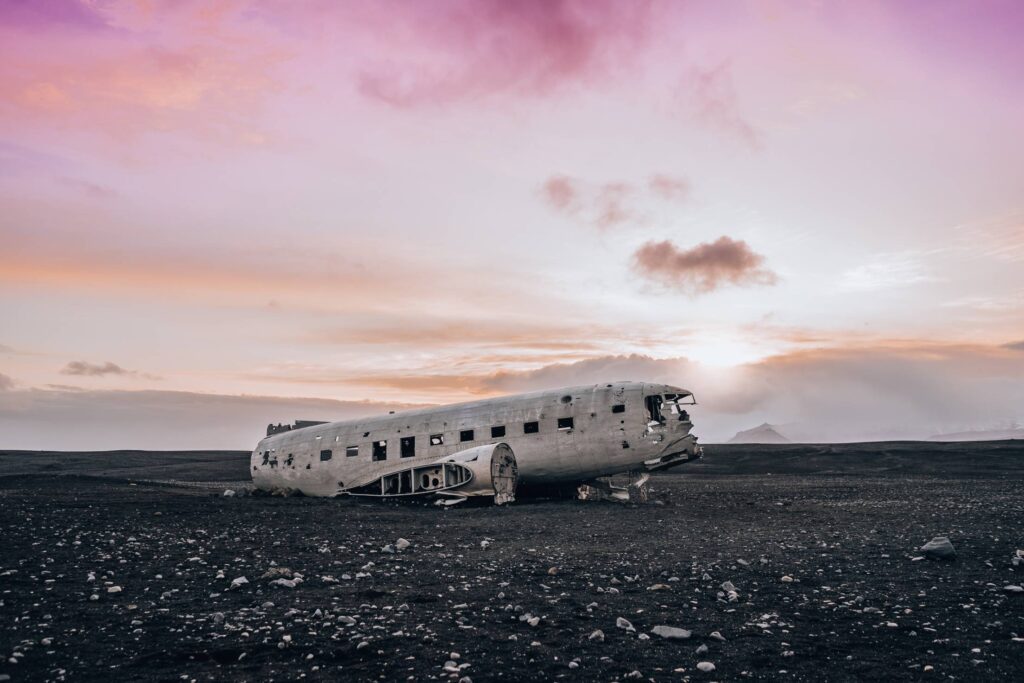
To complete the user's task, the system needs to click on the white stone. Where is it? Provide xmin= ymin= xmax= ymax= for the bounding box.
xmin=920 ymin=536 xmax=956 ymax=560
xmin=697 ymin=661 xmax=716 ymax=672
xmin=650 ymin=625 xmax=692 ymax=640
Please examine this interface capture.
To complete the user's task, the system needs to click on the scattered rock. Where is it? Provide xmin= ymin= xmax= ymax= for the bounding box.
xmin=920 ymin=536 xmax=956 ymax=561
xmin=616 ymin=617 xmax=635 ymax=632
xmin=697 ymin=661 xmax=716 ymax=672
xmin=1003 ymin=585 xmax=1023 ymax=594
xmin=651 ymin=625 xmax=691 ymax=640
xmin=222 ymin=489 xmax=236 ymax=497
xmin=260 ymin=567 xmax=293 ymax=580
xmin=589 ymin=629 xmax=605 ymax=642
xmin=395 ymin=538 xmax=411 ymax=551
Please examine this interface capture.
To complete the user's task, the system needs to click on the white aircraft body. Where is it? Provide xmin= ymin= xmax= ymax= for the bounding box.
xmin=251 ymin=381 xmax=701 ymax=504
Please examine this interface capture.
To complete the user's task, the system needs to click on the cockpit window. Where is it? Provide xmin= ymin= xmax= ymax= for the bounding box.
xmin=657 ymin=393 xmax=696 ymax=421
xmin=645 ymin=395 xmax=664 ymax=424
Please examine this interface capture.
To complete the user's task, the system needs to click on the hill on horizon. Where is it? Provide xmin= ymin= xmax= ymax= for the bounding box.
xmin=728 ymin=423 xmax=791 ymax=444
xmin=928 ymin=427 xmax=1024 ymax=442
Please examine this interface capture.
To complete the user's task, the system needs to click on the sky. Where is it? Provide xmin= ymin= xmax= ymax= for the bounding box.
xmin=1 ymin=0 xmax=1023 ymax=449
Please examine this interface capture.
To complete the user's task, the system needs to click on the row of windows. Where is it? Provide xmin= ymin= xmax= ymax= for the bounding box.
xmin=319 ymin=412 xmax=603 ymax=463
xmin=267 ymin=404 xmax=628 ymax=466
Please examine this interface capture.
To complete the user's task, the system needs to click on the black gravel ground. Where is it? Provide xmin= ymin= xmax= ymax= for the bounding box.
xmin=1 ymin=442 xmax=1022 ymax=682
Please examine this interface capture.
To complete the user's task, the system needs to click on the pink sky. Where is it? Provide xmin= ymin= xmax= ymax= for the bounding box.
xmin=2 ymin=0 xmax=1023 ymax=447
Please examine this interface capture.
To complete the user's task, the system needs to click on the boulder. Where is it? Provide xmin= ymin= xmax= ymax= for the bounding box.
xmin=920 ymin=536 xmax=956 ymax=560
xmin=650 ymin=625 xmax=691 ymax=640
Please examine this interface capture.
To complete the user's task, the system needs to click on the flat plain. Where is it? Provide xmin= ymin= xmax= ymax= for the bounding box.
xmin=1 ymin=441 xmax=1022 ymax=682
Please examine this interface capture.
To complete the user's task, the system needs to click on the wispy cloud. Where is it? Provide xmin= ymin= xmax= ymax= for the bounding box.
xmin=632 ymin=237 xmax=777 ymax=294
xmin=683 ymin=62 xmax=762 ymax=150
xmin=839 ymin=253 xmax=938 ymax=291
xmin=0 ymin=373 xmax=14 ymax=391
xmin=647 ymin=174 xmax=690 ymax=201
xmin=539 ymin=172 xmax=690 ymax=229
xmin=951 ymin=212 xmax=1024 ymax=263
xmin=0 ymin=1 xmax=288 ymax=143
xmin=355 ymin=0 xmax=655 ymax=107
xmin=61 ymin=361 xmax=160 ymax=380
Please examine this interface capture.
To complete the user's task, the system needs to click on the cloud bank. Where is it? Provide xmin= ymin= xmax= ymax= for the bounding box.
xmin=6 ymin=342 xmax=1014 ymax=449
xmin=0 ymin=388 xmax=417 ymax=451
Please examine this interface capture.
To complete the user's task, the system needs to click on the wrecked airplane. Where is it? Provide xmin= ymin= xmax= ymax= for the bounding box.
xmin=251 ymin=382 xmax=701 ymax=505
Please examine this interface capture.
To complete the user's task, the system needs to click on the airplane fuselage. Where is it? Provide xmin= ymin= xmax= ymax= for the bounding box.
xmin=251 ymin=381 xmax=700 ymax=501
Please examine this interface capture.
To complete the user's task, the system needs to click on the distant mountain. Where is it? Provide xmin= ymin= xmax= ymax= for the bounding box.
xmin=728 ymin=423 xmax=791 ymax=444
xmin=928 ymin=428 xmax=1024 ymax=442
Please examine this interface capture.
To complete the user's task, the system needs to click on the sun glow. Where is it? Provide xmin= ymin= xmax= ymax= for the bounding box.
xmin=679 ymin=336 xmax=779 ymax=368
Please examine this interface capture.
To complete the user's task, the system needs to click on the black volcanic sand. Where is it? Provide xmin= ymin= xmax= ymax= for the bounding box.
xmin=1 ymin=443 xmax=1023 ymax=682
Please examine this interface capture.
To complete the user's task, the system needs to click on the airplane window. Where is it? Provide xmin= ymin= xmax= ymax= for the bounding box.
xmin=557 ymin=417 xmax=574 ymax=430
xmin=612 ymin=404 xmax=625 ymax=413
xmin=400 ymin=436 xmax=415 ymax=458
xmin=320 ymin=449 xmax=332 ymax=461
xmin=645 ymin=395 xmax=665 ymax=424
xmin=430 ymin=433 xmax=444 ymax=446
xmin=372 ymin=440 xmax=387 ymax=461
xmin=346 ymin=445 xmax=358 ymax=457
xmin=523 ymin=421 xmax=539 ymax=434
xmin=491 ymin=425 xmax=506 ymax=438
xmin=460 ymin=429 xmax=474 ymax=442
